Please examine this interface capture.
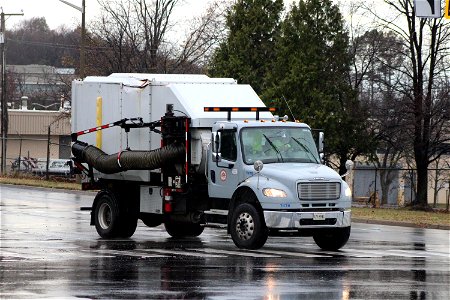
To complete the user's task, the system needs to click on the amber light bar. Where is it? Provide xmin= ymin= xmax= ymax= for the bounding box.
xmin=204 ymin=107 xmax=275 ymax=121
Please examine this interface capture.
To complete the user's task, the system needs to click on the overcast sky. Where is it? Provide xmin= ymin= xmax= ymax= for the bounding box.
xmin=1 ymin=0 xmax=217 ymax=30
xmin=1 ymin=0 xmax=440 ymax=32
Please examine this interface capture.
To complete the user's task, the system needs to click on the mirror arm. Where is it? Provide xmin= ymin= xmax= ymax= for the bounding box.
xmin=340 ymin=160 xmax=354 ymax=178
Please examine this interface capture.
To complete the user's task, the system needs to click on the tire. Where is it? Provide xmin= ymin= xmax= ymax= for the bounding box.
xmin=94 ymin=193 xmax=121 ymax=238
xmin=313 ymin=226 xmax=351 ymax=251
xmin=120 ymin=215 xmax=138 ymax=238
xmin=230 ymin=203 xmax=268 ymax=250
xmin=164 ymin=221 xmax=204 ymax=238
xmin=94 ymin=192 xmax=137 ymax=238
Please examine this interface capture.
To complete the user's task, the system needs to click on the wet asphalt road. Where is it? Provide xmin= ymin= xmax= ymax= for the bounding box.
xmin=0 ymin=184 xmax=449 ymax=299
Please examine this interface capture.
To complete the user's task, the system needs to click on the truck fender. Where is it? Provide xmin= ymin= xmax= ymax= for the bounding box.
xmin=227 ymin=186 xmax=264 ymax=234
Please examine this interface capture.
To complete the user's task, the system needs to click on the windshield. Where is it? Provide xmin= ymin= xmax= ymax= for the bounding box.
xmin=241 ymin=127 xmax=320 ymax=165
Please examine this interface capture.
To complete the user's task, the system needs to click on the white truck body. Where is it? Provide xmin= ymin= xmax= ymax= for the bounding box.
xmin=71 ymin=73 xmax=352 ymax=250
xmin=72 ymin=74 xmax=272 ymax=182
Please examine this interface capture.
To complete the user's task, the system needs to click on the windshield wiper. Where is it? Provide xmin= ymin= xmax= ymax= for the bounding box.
xmin=291 ymin=137 xmax=319 ymax=164
xmin=262 ymin=134 xmax=284 ymax=162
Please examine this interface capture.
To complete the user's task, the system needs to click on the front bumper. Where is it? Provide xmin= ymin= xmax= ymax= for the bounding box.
xmin=264 ymin=210 xmax=351 ymax=229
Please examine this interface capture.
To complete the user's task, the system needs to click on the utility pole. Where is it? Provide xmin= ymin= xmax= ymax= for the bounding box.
xmin=1 ymin=10 xmax=23 ymax=175
xmin=59 ymin=0 xmax=85 ymax=78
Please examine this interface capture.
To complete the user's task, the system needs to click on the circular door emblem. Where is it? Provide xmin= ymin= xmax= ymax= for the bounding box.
xmin=220 ymin=169 xmax=227 ymax=181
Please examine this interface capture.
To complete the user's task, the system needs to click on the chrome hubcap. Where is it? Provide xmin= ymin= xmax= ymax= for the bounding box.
xmin=98 ymin=202 xmax=112 ymax=229
xmin=235 ymin=212 xmax=254 ymax=240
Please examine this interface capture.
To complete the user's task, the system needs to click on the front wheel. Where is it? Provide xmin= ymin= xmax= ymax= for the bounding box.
xmin=313 ymin=226 xmax=351 ymax=251
xmin=230 ymin=203 xmax=268 ymax=249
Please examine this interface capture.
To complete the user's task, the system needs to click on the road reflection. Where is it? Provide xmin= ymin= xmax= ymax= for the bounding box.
xmin=70 ymin=239 xmax=358 ymax=299
xmin=1 ymin=185 xmax=449 ymax=299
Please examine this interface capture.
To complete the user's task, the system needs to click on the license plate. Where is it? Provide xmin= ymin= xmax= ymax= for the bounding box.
xmin=313 ymin=213 xmax=325 ymax=221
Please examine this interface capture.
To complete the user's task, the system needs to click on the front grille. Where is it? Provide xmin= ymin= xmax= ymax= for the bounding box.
xmin=298 ymin=182 xmax=341 ymax=200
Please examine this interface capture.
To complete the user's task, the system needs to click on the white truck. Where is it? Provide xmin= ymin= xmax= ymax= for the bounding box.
xmin=71 ymin=73 xmax=353 ymax=250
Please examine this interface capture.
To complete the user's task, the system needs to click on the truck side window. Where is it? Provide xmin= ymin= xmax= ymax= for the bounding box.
xmin=220 ymin=130 xmax=237 ymax=162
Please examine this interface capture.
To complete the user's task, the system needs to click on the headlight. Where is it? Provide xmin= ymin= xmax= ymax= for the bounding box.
xmin=345 ymin=186 xmax=352 ymax=197
xmin=263 ymin=188 xmax=287 ymax=198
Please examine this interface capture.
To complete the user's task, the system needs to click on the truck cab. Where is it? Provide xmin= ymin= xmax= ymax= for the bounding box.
xmin=207 ymin=120 xmax=352 ymax=249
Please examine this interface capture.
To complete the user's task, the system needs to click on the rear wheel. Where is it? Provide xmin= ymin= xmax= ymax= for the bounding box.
xmin=313 ymin=227 xmax=351 ymax=251
xmin=94 ymin=191 xmax=137 ymax=238
xmin=120 ymin=215 xmax=138 ymax=238
xmin=94 ymin=193 xmax=121 ymax=238
xmin=164 ymin=221 xmax=204 ymax=238
xmin=230 ymin=203 xmax=268 ymax=249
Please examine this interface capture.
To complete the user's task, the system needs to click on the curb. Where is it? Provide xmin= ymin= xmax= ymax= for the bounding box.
xmin=352 ymin=218 xmax=450 ymax=230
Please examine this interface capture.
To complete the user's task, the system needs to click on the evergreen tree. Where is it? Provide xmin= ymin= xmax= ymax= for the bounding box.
xmin=264 ymin=0 xmax=375 ymax=173
xmin=208 ymin=0 xmax=283 ymax=95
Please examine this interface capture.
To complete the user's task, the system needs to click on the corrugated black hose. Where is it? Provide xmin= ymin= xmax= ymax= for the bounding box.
xmin=72 ymin=141 xmax=185 ymax=174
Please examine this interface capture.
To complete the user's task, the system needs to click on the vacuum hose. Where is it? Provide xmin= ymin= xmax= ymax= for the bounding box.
xmin=72 ymin=141 xmax=185 ymax=174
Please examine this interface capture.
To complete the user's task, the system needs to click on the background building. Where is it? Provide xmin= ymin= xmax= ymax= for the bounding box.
xmin=5 ymin=109 xmax=71 ymax=171
xmin=6 ymin=64 xmax=75 ymax=110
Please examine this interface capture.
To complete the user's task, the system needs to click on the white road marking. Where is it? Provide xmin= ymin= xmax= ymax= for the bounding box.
xmin=387 ymin=249 xmax=449 ymax=258
xmin=251 ymin=249 xmax=332 ymax=258
xmin=140 ymin=248 xmax=226 ymax=258
xmin=192 ymin=248 xmax=280 ymax=258
xmin=85 ymin=249 xmax=167 ymax=258
xmin=341 ymin=248 xmax=386 ymax=258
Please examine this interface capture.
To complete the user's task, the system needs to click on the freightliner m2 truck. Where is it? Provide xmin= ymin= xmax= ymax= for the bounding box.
xmin=71 ymin=73 xmax=353 ymax=250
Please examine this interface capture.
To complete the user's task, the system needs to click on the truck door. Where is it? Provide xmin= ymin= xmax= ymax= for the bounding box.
xmin=208 ymin=124 xmax=240 ymax=201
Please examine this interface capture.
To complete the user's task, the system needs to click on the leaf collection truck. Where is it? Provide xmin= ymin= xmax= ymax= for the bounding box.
xmin=71 ymin=73 xmax=353 ymax=250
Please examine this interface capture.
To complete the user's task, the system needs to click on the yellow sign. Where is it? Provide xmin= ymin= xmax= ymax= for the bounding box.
xmin=446 ymin=0 xmax=450 ymax=19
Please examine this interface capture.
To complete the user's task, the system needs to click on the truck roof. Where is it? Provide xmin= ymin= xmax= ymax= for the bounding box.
xmin=81 ymin=73 xmax=274 ymax=127
xmin=84 ymin=73 xmax=237 ymax=85
xmin=218 ymin=120 xmax=311 ymax=129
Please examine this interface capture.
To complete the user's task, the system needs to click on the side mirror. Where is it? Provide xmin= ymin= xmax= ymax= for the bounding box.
xmin=341 ymin=160 xmax=354 ymax=178
xmin=345 ymin=160 xmax=354 ymax=172
xmin=318 ymin=132 xmax=324 ymax=153
xmin=211 ymin=131 xmax=222 ymax=162
xmin=254 ymin=160 xmax=263 ymax=172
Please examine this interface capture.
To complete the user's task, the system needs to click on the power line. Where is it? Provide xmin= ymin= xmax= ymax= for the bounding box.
xmin=8 ymin=38 xmax=123 ymax=52
xmin=9 ymin=39 xmax=80 ymax=50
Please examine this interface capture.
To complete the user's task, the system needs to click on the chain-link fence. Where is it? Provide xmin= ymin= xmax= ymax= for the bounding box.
xmin=352 ymin=165 xmax=450 ymax=210
xmin=1 ymin=136 xmax=73 ymax=179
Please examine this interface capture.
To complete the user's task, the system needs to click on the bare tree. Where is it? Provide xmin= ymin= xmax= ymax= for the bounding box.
xmin=349 ymin=26 xmax=408 ymax=205
xmin=361 ymin=0 xmax=450 ymax=208
xmin=7 ymin=18 xmax=80 ymax=68
xmin=89 ymin=0 xmax=226 ymax=75
xmin=169 ymin=0 xmax=228 ymax=72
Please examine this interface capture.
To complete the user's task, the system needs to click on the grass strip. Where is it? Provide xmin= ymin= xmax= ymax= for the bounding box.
xmin=352 ymin=207 xmax=450 ymax=228
xmin=0 ymin=176 xmax=81 ymax=190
